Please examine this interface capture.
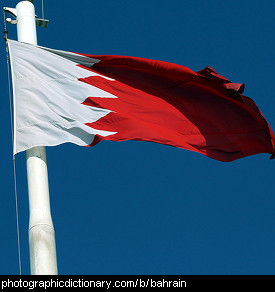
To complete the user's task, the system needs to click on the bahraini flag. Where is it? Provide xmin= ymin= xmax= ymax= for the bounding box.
xmin=8 ymin=39 xmax=275 ymax=162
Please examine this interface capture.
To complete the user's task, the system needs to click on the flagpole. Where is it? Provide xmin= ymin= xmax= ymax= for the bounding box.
xmin=12 ymin=0 xmax=57 ymax=275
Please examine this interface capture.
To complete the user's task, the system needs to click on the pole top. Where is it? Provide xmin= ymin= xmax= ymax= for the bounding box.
xmin=4 ymin=1 xmax=49 ymax=28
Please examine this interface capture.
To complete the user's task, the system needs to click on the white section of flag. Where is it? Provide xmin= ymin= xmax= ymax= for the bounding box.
xmin=8 ymin=39 xmax=117 ymax=154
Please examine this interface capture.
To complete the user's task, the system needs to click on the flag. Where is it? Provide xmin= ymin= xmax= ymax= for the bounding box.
xmin=8 ymin=39 xmax=275 ymax=162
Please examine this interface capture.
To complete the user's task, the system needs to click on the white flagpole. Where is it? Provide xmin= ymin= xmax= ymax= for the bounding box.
xmin=12 ymin=0 xmax=58 ymax=275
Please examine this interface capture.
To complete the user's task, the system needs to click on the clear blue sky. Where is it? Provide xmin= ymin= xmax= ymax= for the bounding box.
xmin=1 ymin=0 xmax=275 ymax=275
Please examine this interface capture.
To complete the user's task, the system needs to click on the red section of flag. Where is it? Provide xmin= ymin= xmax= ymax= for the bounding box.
xmin=78 ymin=55 xmax=275 ymax=162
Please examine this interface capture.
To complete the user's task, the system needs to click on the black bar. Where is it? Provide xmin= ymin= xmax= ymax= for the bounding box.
xmin=0 ymin=275 xmax=274 ymax=290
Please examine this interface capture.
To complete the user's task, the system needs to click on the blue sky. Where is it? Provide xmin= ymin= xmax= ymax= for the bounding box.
xmin=1 ymin=0 xmax=275 ymax=275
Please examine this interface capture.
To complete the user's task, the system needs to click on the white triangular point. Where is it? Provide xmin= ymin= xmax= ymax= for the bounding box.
xmin=7 ymin=39 xmax=117 ymax=154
